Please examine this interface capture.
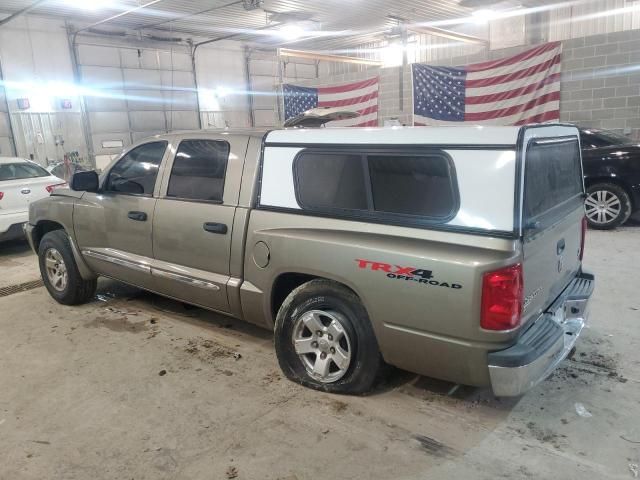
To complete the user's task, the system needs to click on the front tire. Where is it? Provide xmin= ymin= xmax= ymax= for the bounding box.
xmin=38 ymin=230 xmax=97 ymax=305
xmin=274 ymin=279 xmax=383 ymax=394
xmin=585 ymin=183 xmax=632 ymax=229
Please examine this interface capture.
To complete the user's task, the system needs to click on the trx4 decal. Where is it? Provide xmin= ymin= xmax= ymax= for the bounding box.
xmin=355 ymin=259 xmax=462 ymax=289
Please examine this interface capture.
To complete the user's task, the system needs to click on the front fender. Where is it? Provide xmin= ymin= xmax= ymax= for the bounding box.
xmin=29 ymin=195 xmax=97 ymax=280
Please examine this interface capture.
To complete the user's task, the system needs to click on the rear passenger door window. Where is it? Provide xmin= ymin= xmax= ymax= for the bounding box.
xmin=104 ymin=141 xmax=167 ymax=195
xmin=167 ymin=140 xmax=230 ymax=202
xmin=293 ymin=150 xmax=458 ymax=223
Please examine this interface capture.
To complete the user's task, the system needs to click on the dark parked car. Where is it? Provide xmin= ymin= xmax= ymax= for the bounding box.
xmin=580 ymin=128 xmax=640 ymax=229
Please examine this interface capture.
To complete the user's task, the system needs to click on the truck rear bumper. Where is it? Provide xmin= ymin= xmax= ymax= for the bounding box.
xmin=488 ymin=270 xmax=595 ymax=397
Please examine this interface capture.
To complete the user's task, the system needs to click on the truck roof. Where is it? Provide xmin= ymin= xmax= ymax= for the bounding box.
xmin=265 ymin=126 xmax=522 ymax=146
xmin=158 ymin=124 xmax=573 ymax=147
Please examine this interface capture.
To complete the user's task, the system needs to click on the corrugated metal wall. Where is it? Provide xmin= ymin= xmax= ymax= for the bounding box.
xmin=550 ymin=0 xmax=640 ymax=41
xmin=315 ymin=0 xmax=640 ymax=69
xmin=246 ymin=51 xmax=283 ymax=128
xmin=246 ymin=50 xmax=355 ymax=127
xmin=0 ymin=16 xmax=87 ymax=165
xmin=0 ymin=69 xmax=14 ymax=157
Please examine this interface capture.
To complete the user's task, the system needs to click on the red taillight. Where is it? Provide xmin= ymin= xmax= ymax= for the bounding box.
xmin=579 ymin=216 xmax=587 ymax=261
xmin=46 ymin=183 xmax=67 ymax=193
xmin=0 ymin=192 xmax=3 ymax=200
xmin=481 ymin=263 xmax=523 ymax=331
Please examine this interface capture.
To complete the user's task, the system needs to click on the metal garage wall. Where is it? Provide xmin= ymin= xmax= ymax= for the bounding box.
xmin=194 ymin=42 xmax=251 ymax=129
xmin=75 ymin=37 xmax=199 ymax=168
xmin=0 ymin=16 xmax=87 ymax=165
xmin=550 ymin=0 xmax=640 ymax=41
xmin=246 ymin=51 xmax=281 ymax=127
xmin=247 ymin=50 xmax=360 ymax=127
xmin=0 ymin=67 xmax=15 ymax=157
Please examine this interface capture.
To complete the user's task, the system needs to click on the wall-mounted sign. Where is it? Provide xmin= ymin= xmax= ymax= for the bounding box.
xmin=17 ymin=98 xmax=30 ymax=110
xmin=101 ymin=139 xmax=124 ymax=149
xmin=60 ymin=99 xmax=72 ymax=109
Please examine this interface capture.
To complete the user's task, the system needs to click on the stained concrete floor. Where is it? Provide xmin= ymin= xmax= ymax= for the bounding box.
xmin=0 ymin=222 xmax=638 ymax=480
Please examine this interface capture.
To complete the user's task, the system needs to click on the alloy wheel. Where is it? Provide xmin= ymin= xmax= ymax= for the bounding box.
xmin=585 ymin=189 xmax=621 ymax=225
xmin=44 ymin=248 xmax=68 ymax=292
xmin=291 ymin=309 xmax=352 ymax=383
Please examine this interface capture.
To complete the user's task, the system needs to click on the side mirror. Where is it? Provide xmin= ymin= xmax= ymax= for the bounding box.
xmin=70 ymin=171 xmax=99 ymax=192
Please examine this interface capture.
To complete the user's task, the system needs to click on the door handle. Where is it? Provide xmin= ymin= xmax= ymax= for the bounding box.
xmin=203 ymin=222 xmax=228 ymax=234
xmin=557 ymin=238 xmax=566 ymax=255
xmin=128 ymin=211 xmax=147 ymax=222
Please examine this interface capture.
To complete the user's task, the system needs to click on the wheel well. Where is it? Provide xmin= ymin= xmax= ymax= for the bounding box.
xmin=271 ymin=273 xmax=360 ymax=320
xmin=584 ymin=176 xmax=634 ymax=207
xmin=33 ymin=220 xmax=65 ymax=251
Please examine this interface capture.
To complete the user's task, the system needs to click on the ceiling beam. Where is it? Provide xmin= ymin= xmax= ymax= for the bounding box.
xmin=279 ymin=48 xmax=383 ymax=66
xmin=194 ymin=22 xmax=281 ymax=48
xmin=407 ymin=25 xmax=488 ymax=45
xmin=0 ymin=0 xmax=48 ymax=27
xmin=74 ymin=0 xmax=166 ymax=33
xmin=134 ymin=0 xmax=243 ymax=31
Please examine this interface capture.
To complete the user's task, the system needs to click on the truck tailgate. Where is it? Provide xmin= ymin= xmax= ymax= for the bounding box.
xmin=520 ymin=131 xmax=586 ymax=325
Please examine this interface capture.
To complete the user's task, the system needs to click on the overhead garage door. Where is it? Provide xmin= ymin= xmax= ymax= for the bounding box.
xmin=76 ymin=40 xmax=199 ymax=168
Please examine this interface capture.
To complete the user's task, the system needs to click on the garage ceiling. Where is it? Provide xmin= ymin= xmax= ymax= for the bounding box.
xmin=0 ymin=0 xmax=481 ymax=48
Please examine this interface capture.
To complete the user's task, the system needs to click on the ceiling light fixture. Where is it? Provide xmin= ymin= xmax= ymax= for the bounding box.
xmin=214 ymin=86 xmax=231 ymax=98
xmin=471 ymin=9 xmax=495 ymax=23
xmin=279 ymin=24 xmax=305 ymax=40
xmin=63 ymin=0 xmax=110 ymax=10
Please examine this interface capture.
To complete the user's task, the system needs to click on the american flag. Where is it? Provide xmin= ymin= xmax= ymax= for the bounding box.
xmin=283 ymin=77 xmax=379 ymax=127
xmin=413 ymin=42 xmax=561 ymax=126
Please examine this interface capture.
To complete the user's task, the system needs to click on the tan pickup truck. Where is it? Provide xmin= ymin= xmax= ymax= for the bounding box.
xmin=26 ymin=125 xmax=594 ymax=396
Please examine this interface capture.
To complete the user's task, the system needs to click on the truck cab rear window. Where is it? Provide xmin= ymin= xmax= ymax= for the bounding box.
xmin=294 ymin=150 xmax=457 ymax=221
xmin=524 ymin=139 xmax=583 ymax=221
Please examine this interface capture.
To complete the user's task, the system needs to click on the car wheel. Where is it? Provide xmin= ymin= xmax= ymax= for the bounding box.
xmin=274 ymin=279 xmax=384 ymax=394
xmin=38 ymin=230 xmax=97 ymax=305
xmin=584 ymin=183 xmax=632 ymax=229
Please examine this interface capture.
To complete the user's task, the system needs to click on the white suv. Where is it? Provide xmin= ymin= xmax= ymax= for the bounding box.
xmin=0 ymin=157 xmax=65 ymax=242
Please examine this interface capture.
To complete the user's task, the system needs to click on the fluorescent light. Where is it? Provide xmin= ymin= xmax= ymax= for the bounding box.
xmin=214 ymin=86 xmax=231 ymax=97
xmin=63 ymin=0 xmax=110 ymax=10
xmin=382 ymin=43 xmax=404 ymax=67
xmin=472 ymin=9 xmax=494 ymax=23
xmin=279 ymin=24 xmax=305 ymax=40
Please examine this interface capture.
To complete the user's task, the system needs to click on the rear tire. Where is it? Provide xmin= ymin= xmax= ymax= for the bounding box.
xmin=585 ymin=183 xmax=632 ymax=230
xmin=274 ymin=279 xmax=384 ymax=394
xmin=38 ymin=230 xmax=97 ymax=305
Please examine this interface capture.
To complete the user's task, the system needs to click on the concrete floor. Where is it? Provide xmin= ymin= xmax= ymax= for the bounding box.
xmin=0 ymin=222 xmax=638 ymax=480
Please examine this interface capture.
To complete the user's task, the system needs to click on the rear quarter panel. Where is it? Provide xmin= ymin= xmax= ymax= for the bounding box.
xmin=242 ymin=210 xmax=521 ymax=386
